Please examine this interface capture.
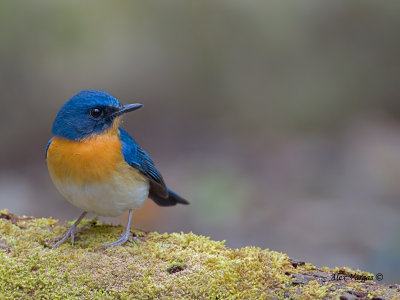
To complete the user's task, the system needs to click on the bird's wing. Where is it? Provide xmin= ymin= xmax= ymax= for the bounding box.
xmin=119 ymin=127 xmax=168 ymax=198
xmin=45 ymin=137 xmax=54 ymax=159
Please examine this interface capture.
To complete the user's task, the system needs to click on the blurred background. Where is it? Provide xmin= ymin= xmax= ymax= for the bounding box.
xmin=1 ymin=0 xmax=400 ymax=283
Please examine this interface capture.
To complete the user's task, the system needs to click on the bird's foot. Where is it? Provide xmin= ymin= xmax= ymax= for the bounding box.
xmin=53 ymin=226 xmax=77 ymax=249
xmin=52 ymin=227 xmax=82 ymax=241
xmin=102 ymin=231 xmax=137 ymax=247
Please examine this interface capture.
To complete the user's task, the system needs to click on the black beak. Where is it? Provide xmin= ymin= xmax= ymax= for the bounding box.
xmin=112 ymin=103 xmax=143 ymax=117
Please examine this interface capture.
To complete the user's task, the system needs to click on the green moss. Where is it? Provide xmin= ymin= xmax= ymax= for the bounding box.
xmin=297 ymin=280 xmax=329 ymax=299
xmin=0 ymin=212 xmax=396 ymax=299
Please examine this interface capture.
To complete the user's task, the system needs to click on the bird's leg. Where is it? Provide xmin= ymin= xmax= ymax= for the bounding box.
xmin=102 ymin=209 xmax=135 ymax=247
xmin=53 ymin=211 xmax=87 ymax=249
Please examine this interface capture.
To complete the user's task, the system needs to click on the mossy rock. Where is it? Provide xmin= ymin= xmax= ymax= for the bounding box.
xmin=0 ymin=210 xmax=398 ymax=299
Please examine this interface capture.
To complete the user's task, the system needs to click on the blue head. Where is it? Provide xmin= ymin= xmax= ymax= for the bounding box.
xmin=52 ymin=90 xmax=142 ymax=140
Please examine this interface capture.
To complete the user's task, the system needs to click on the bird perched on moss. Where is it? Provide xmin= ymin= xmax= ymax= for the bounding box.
xmin=46 ymin=90 xmax=189 ymax=248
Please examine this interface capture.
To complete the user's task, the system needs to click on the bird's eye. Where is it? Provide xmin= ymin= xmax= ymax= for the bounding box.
xmin=89 ymin=108 xmax=104 ymax=119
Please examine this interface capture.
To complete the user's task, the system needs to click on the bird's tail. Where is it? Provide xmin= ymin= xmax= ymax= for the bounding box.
xmin=150 ymin=188 xmax=189 ymax=206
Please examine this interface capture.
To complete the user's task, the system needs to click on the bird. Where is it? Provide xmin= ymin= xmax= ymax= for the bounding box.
xmin=46 ymin=90 xmax=189 ymax=248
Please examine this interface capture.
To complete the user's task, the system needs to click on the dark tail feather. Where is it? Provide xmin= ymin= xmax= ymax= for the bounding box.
xmin=150 ymin=188 xmax=189 ymax=206
xmin=168 ymin=189 xmax=189 ymax=205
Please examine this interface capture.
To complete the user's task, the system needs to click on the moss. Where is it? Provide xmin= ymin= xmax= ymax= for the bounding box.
xmin=0 ymin=211 xmax=398 ymax=299
xmin=297 ymin=280 xmax=329 ymax=299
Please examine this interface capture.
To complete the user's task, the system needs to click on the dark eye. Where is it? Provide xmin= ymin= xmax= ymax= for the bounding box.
xmin=89 ymin=108 xmax=104 ymax=119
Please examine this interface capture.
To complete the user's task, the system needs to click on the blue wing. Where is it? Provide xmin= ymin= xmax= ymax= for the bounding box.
xmin=119 ymin=127 xmax=168 ymax=198
xmin=45 ymin=137 xmax=54 ymax=159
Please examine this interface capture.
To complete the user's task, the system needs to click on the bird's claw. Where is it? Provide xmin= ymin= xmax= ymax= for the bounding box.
xmin=53 ymin=226 xmax=76 ymax=249
xmin=102 ymin=232 xmax=137 ymax=247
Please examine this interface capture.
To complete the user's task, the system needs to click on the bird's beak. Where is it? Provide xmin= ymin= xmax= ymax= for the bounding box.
xmin=112 ymin=103 xmax=143 ymax=117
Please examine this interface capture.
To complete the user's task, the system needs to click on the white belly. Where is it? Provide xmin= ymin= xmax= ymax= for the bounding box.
xmin=52 ymin=174 xmax=150 ymax=217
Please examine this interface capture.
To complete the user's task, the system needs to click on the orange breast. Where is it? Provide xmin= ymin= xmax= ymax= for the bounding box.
xmin=47 ymin=132 xmax=125 ymax=185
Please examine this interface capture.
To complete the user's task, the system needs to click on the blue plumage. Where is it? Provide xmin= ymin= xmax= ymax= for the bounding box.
xmin=52 ymin=90 xmax=121 ymax=140
xmin=119 ymin=127 xmax=168 ymax=198
xmin=119 ymin=127 xmax=187 ymax=205
xmin=45 ymin=137 xmax=53 ymax=158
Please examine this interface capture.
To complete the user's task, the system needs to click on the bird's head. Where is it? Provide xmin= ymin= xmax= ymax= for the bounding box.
xmin=52 ymin=90 xmax=142 ymax=140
